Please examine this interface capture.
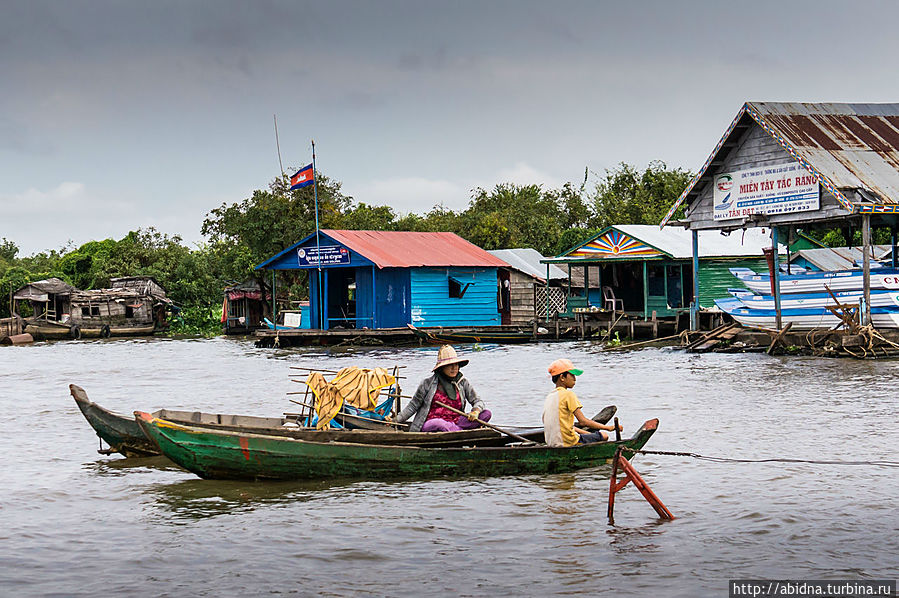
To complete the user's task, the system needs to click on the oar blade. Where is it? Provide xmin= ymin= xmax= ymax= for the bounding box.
xmin=592 ymin=405 xmax=617 ymax=424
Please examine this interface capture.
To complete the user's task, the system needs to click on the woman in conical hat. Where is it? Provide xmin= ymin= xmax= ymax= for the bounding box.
xmin=394 ymin=345 xmax=491 ymax=432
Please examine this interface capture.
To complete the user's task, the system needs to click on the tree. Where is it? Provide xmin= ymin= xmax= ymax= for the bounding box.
xmin=455 ymin=183 xmax=567 ymax=255
xmin=0 ymin=238 xmax=18 ymax=262
xmin=201 ymin=171 xmax=352 ymax=271
xmin=590 ymin=161 xmax=693 ymax=229
xmin=340 ymin=203 xmax=398 ymax=231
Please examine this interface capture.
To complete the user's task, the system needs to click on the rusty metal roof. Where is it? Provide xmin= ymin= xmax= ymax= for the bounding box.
xmin=661 ymin=102 xmax=899 ymax=226
xmin=753 ymin=102 xmax=899 ymax=203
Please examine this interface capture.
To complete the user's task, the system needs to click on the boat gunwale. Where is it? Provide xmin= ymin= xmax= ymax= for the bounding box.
xmin=136 ymin=411 xmax=658 ymax=454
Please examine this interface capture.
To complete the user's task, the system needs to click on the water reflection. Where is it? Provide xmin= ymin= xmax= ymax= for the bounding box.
xmin=4 ymin=338 xmax=899 ymax=596
xmin=146 ymin=477 xmax=360 ymax=522
xmin=83 ymin=455 xmax=184 ymax=477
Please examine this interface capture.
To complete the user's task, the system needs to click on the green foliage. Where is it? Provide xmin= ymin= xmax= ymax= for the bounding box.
xmin=805 ymin=227 xmax=892 ymax=248
xmin=167 ymin=305 xmax=222 ymax=336
xmin=341 ymin=203 xmax=398 ymax=230
xmin=0 ymin=266 xmax=31 ymax=318
xmin=201 ymin=172 xmax=351 ymax=270
xmin=3 ymin=161 xmax=694 ymax=330
xmin=590 ymin=161 xmax=692 ymax=229
xmin=0 ymin=238 xmax=18 ymax=262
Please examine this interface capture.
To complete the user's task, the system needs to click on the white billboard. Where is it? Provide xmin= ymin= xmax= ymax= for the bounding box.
xmin=713 ymin=162 xmax=819 ymax=221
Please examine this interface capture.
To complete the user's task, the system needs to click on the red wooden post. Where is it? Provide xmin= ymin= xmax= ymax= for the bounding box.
xmin=608 ymin=449 xmax=674 ymax=523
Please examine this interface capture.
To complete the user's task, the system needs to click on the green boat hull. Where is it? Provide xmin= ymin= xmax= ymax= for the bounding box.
xmin=135 ymin=412 xmax=659 ymax=481
xmin=71 ymin=384 xmax=545 ymax=458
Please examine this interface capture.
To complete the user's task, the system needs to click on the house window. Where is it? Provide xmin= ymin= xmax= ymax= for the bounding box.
xmin=81 ymin=306 xmax=100 ymax=317
xmin=448 ymin=276 xmax=470 ymax=299
xmin=125 ymin=305 xmax=135 ymax=318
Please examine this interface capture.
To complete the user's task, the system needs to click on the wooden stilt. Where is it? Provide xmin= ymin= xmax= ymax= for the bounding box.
xmin=608 ymin=448 xmax=674 ymax=524
xmin=766 ymin=322 xmax=793 ymax=355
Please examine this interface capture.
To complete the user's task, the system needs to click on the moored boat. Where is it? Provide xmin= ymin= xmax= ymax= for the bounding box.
xmin=728 ymin=288 xmax=899 ymax=310
xmin=134 ymin=411 xmax=659 ymax=481
xmin=730 ymin=267 xmax=899 ymax=295
xmin=714 ymin=297 xmax=899 ymax=330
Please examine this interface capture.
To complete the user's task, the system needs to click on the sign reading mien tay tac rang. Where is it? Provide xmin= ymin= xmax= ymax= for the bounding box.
xmin=713 ymin=162 xmax=819 ymax=221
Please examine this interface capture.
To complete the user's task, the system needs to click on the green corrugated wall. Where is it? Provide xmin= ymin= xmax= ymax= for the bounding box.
xmin=698 ymin=258 xmax=769 ymax=307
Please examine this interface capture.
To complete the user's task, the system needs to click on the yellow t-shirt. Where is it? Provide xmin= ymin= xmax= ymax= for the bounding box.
xmin=542 ymin=387 xmax=583 ymax=447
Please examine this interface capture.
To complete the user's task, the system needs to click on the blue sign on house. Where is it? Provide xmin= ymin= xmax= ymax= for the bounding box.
xmin=297 ymin=245 xmax=351 ymax=266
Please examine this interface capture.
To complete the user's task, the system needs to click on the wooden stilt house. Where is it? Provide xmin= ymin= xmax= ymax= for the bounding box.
xmin=488 ymin=248 xmax=568 ymax=325
xmin=256 ymin=230 xmax=508 ymax=330
xmin=543 ymin=225 xmax=776 ymax=318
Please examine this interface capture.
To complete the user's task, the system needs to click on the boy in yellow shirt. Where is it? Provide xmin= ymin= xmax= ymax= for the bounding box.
xmin=542 ymin=358 xmax=621 ymax=447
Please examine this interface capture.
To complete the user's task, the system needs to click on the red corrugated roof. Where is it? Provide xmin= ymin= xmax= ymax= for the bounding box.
xmin=321 ymin=230 xmax=509 ymax=269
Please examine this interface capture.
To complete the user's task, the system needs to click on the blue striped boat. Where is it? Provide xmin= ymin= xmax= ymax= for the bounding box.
xmin=714 ymin=297 xmax=899 ymax=330
xmin=730 ymin=267 xmax=899 ymax=295
xmin=727 ymin=288 xmax=899 ymax=310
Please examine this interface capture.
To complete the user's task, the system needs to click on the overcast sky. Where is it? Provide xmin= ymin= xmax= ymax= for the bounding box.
xmin=3 ymin=0 xmax=899 ymax=255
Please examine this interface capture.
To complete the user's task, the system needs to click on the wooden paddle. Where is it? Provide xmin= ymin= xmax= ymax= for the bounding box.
xmin=592 ymin=405 xmax=617 ymax=424
xmin=431 ymin=400 xmax=534 ymax=444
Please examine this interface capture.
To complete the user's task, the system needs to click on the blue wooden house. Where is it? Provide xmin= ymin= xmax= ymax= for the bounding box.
xmin=255 ymin=230 xmax=508 ymax=330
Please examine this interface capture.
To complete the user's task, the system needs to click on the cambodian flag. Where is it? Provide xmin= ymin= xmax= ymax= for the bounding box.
xmin=290 ymin=164 xmax=314 ymax=190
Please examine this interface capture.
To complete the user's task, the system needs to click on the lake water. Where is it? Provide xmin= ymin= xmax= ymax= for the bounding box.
xmin=1 ymin=337 xmax=897 ymax=597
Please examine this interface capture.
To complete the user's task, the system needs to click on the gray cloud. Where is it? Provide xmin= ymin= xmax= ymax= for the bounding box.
xmin=3 ymin=0 xmax=899 ymax=255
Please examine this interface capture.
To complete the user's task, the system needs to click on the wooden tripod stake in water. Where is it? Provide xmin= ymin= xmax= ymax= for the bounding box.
xmin=608 ymin=446 xmax=674 ymax=524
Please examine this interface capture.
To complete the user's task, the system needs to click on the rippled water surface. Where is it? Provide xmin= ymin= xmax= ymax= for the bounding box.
xmin=1 ymin=337 xmax=897 ymax=597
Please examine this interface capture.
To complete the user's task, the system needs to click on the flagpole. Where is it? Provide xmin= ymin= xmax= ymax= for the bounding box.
xmin=312 ymin=139 xmax=323 ymax=330
xmin=273 ymin=114 xmax=285 ymax=177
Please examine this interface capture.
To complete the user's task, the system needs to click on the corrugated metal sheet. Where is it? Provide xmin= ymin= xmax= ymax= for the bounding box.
xmin=752 ymin=102 xmax=899 ymax=204
xmin=661 ymin=102 xmax=899 ymax=227
xmin=13 ymin=278 xmax=77 ymax=300
xmin=322 ymin=230 xmax=508 ymax=269
xmin=551 ymin=225 xmax=777 ymax=261
xmin=488 ymin=248 xmax=568 ymax=282
xmin=789 ymin=245 xmax=892 ymax=271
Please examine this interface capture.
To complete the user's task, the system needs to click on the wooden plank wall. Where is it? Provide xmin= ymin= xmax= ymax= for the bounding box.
xmin=508 ymin=270 xmax=535 ymax=325
xmin=687 ymin=124 xmax=848 ymax=230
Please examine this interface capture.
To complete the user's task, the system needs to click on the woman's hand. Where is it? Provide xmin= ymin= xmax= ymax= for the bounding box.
xmin=466 ymin=410 xmax=481 ymax=421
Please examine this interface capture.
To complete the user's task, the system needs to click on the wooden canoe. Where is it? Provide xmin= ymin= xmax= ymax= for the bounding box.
xmin=70 ymin=384 xmax=544 ymax=457
xmin=134 ymin=411 xmax=659 ymax=481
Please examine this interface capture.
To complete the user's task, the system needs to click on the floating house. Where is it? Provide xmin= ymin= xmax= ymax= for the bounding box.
xmin=222 ymin=279 xmax=270 ymax=334
xmin=488 ymin=248 xmax=568 ymax=325
xmin=660 ymin=102 xmax=899 ymax=328
xmin=13 ymin=276 xmax=172 ymax=339
xmin=255 ymin=230 xmax=508 ymax=330
xmin=543 ymin=225 xmax=776 ymax=318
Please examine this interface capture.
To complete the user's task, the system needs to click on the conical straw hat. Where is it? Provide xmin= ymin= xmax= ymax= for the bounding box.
xmin=432 ymin=344 xmax=469 ymax=371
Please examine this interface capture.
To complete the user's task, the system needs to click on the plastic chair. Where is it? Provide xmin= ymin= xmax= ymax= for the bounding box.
xmin=602 ymin=286 xmax=624 ymax=314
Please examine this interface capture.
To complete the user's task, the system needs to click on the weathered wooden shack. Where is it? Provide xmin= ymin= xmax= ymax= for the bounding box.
xmin=488 ymin=248 xmax=568 ymax=325
xmin=543 ymin=225 xmax=775 ymax=319
xmin=661 ymin=102 xmax=899 ymax=328
xmin=13 ymin=276 xmax=171 ymax=339
xmin=256 ymin=230 xmax=508 ymax=330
